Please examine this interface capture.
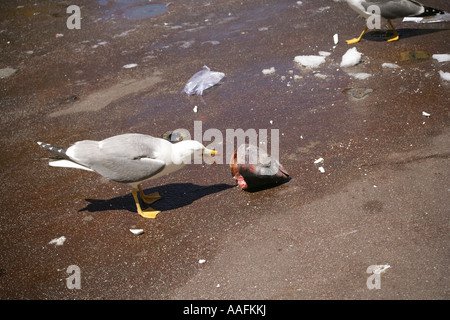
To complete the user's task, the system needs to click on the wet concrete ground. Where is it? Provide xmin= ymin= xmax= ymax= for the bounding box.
xmin=0 ymin=0 xmax=449 ymax=299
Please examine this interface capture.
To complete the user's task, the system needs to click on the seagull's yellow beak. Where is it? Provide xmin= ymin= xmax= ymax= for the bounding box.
xmin=204 ymin=149 xmax=220 ymax=164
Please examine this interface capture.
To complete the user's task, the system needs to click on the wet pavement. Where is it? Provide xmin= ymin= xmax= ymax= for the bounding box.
xmin=0 ymin=0 xmax=449 ymax=300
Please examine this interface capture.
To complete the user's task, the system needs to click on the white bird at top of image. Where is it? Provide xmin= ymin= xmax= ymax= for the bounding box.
xmin=341 ymin=0 xmax=448 ymax=44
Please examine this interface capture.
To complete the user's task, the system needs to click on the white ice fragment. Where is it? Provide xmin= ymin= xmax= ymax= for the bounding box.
xmin=183 ymin=66 xmax=225 ymax=95
xmin=382 ymin=62 xmax=399 ymax=69
xmin=269 ymin=120 xmax=273 ymax=125
xmin=314 ymin=157 xmax=324 ymax=164
xmin=293 ymin=75 xmax=303 ymax=81
xmin=348 ymin=72 xmax=372 ymax=80
xmin=294 ymin=55 xmax=326 ymax=68
xmin=49 ymin=236 xmax=66 ymax=246
xmin=333 ymin=33 xmax=339 ymax=45
xmin=314 ymin=73 xmax=327 ymax=79
xmin=130 ymin=229 xmax=144 ymax=235
xmin=432 ymin=54 xmax=450 ymax=63
xmin=123 ymin=63 xmax=138 ymax=69
xmin=403 ymin=17 xmax=423 ymax=22
xmin=318 ymin=166 xmax=325 ymax=173
xmin=193 ymin=105 xmax=198 ymax=113
xmin=319 ymin=51 xmax=331 ymax=57
xmin=262 ymin=67 xmax=276 ymax=75
xmin=340 ymin=47 xmax=362 ymax=67
xmin=438 ymin=70 xmax=450 ymax=81
xmin=198 ymin=259 xmax=206 ymax=264
xmin=422 ymin=111 xmax=431 ymax=117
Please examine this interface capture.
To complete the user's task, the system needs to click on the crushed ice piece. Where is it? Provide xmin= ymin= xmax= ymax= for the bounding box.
xmin=319 ymin=51 xmax=331 ymax=57
xmin=432 ymin=54 xmax=450 ymax=63
xmin=183 ymin=66 xmax=225 ymax=95
xmin=294 ymin=55 xmax=326 ymax=68
xmin=333 ymin=33 xmax=339 ymax=45
xmin=340 ymin=47 xmax=362 ymax=67
xmin=49 ymin=236 xmax=66 ymax=246
xmin=403 ymin=17 xmax=423 ymax=23
xmin=55 ymin=33 xmax=64 ymax=38
xmin=314 ymin=73 xmax=327 ymax=79
xmin=123 ymin=63 xmax=138 ymax=69
xmin=318 ymin=166 xmax=325 ymax=173
xmin=314 ymin=157 xmax=324 ymax=164
xmin=262 ymin=67 xmax=276 ymax=75
xmin=382 ymin=62 xmax=399 ymax=69
xmin=439 ymin=70 xmax=450 ymax=81
xmin=193 ymin=105 xmax=198 ymax=113
xmin=293 ymin=75 xmax=303 ymax=81
xmin=348 ymin=72 xmax=372 ymax=80
xmin=130 ymin=229 xmax=144 ymax=235
xmin=198 ymin=259 xmax=206 ymax=264
xmin=422 ymin=111 xmax=431 ymax=117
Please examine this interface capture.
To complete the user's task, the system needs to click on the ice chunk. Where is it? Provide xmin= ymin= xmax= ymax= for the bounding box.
xmin=382 ymin=62 xmax=399 ymax=69
xmin=319 ymin=51 xmax=331 ymax=57
xmin=439 ymin=70 xmax=450 ymax=81
xmin=123 ymin=63 xmax=138 ymax=69
xmin=348 ymin=72 xmax=372 ymax=80
xmin=422 ymin=111 xmax=431 ymax=117
xmin=262 ymin=67 xmax=276 ymax=75
xmin=314 ymin=157 xmax=324 ymax=164
xmin=318 ymin=166 xmax=325 ymax=173
xmin=294 ymin=55 xmax=326 ymax=68
xmin=49 ymin=236 xmax=66 ymax=246
xmin=130 ymin=229 xmax=144 ymax=235
xmin=333 ymin=33 xmax=339 ymax=45
xmin=340 ymin=47 xmax=362 ymax=67
xmin=432 ymin=54 xmax=450 ymax=63
xmin=183 ymin=66 xmax=225 ymax=95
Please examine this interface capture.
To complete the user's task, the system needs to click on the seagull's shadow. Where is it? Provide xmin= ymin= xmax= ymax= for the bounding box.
xmin=363 ymin=28 xmax=448 ymax=42
xmin=80 ymin=183 xmax=234 ymax=214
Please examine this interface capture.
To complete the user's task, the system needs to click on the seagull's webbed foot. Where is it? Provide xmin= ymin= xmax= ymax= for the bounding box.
xmin=138 ymin=184 xmax=162 ymax=205
xmin=132 ymin=188 xmax=160 ymax=219
xmin=346 ymin=26 xmax=368 ymax=44
xmin=386 ymin=19 xmax=399 ymax=42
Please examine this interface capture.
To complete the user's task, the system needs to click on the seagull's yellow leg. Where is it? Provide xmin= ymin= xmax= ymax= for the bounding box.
xmin=138 ymin=184 xmax=162 ymax=205
xmin=386 ymin=19 xmax=399 ymax=42
xmin=132 ymin=188 xmax=160 ymax=219
xmin=346 ymin=26 xmax=368 ymax=44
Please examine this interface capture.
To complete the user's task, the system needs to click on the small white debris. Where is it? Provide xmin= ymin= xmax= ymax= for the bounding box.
xmin=319 ymin=51 xmax=331 ymax=57
xmin=294 ymin=55 xmax=326 ymax=68
xmin=130 ymin=229 xmax=144 ymax=235
xmin=422 ymin=111 xmax=431 ymax=117
xmin=348 ymin=72 xmax=372 ymax=80
xmin=314 ymin=157 xmax=324 ymax=164
xmin=333 ymin=33 xmax=339 ymax=45
xmin=193 ymin=105 xmax=198 ymax=113
xmin=432 ymin=54 xmax=450 ymax=63
xmin=216 ymin=284 xmax=221 ymax=288
xmin=318 ymin=166 xmax=325 ymax=173
xmin=262 ymin=67 xmax=275 ymax=75
xmin=293 ymin=75 xmax=303 ymax=81
xmin=123 ymin=63 xmax=138 ymax=69
xmin=269 ymin=120 xmax=273 ymax=125
xmin=55 ymin=33 xmax=64 ymax=38
xmin=382 ymin=62 xmax=399 ymax=69
xmin=438 ymin=70 xmax=450 ymax=81
xmin=198 ymin=259 xmax=206 ymax=264
xmin=49 ymin=236 xmax=66 ymax=246
xmin=340 ymin=47 xmax=362 ymax=68
xmin=403 ymin=17 xmax=423 ymax=23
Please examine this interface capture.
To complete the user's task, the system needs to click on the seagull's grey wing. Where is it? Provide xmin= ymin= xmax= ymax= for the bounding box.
xmin=66 ymin=134 xmax=169 ymax=183
xmin=361 ymin=0 xmax=424 ymax=19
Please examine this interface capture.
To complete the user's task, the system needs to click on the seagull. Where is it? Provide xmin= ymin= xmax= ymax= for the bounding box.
xmin=344 ymin=0 xmax=446 ymax=44
xmin=38 ymin=134 xmax=218 ymax=218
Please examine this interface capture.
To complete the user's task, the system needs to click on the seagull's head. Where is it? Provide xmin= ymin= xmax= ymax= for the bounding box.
xmin=172 ymin=140 xmax=219 ymax=165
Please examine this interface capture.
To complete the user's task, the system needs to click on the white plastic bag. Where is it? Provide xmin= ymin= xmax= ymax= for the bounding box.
xmin=183 ymin=66 xmax=225 ymax=95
